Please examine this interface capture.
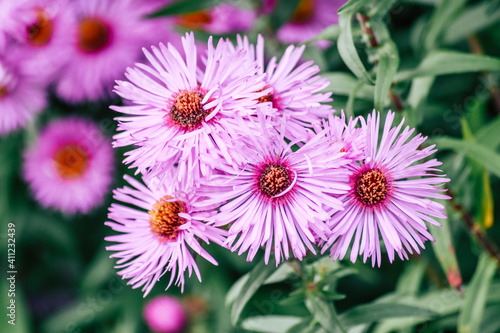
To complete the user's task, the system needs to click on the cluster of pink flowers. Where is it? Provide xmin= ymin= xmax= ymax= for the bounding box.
xmin=105 ymin=32 xmax=450 ymax=296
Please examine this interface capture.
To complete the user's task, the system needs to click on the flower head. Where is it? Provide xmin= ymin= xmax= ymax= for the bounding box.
xmin=112 ymin=32 xmax=268 ymax=191
xmin=197 ymin=116 xmax=351 ymax=265
xmin=105 ymin=175 xmax=226 ymax=295
xmin=233 ymin=35 xmax=333 ymax=141
xmin=23 ymin=117 xmax=114 ymax=213
xmin=322 ymin=111 xmax=450 ymax=266
xmin=144 ymin=296 xmax=186 ymax=333
xmin=55 ymin=0 xmax=166 ymax=102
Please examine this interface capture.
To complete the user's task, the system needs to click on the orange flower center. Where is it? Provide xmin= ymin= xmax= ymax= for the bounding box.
xmin=177 ymin=10 xmax=212 ymax=29
xmin=149 ymin=196 xmax=187 ymax=241
xmin=169 ymin=89 xmax=209 ymax=130
xmin=0 ymin=85 xmax=7 ymax=98
xmin=291 ymin=0 xmax=314 ymax=24
xmin=53 ymin=144 xmax=89 ymax=179
xmin=355 ymin=168 xmax=388 ymax=206
xmin=27 ymin=9 xmax=53 ymax=46
xmin=259 ymin=163 xmax=291 ymax=197
xmin=78 ymin=18 xmax=110 ymax=52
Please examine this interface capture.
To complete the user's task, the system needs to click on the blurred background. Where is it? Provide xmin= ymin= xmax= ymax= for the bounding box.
xmin=1 ymin=0 xmax=500 ymax=332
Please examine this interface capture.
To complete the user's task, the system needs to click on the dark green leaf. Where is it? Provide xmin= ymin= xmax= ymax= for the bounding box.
xmin=458 ymin=253 xmax=498 ymax=333
xmin=241 ymin=316 xmax=303 ymax=333
xmin=270 ymin=0 xmax=301 ymax=31
xmin=338 ymin=0 xmax=372 ymax=15
xmin=305 ymin=294 xmax=345 ymax=333
xmin=394 ymin=51 xmax=500 ymax=82
xmin=476 ymin=116 xmax=500 ymax=150
xmin=147 ymin=0 xmax=216 ymax=17
xmin=368 ymin=0 xmax=400 ymax=18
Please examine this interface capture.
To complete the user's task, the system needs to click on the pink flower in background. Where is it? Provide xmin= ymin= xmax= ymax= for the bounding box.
xmin=198 ymin=116 xmax=351 ymax=265
xmin=105 ymin=175 xmax=226 ymax=295
xmin=176 ymin=4 xmax=256 ymax=34
xmin=322 ymin=111 xmax=450 ymax=266
xmin=274 ymin=0 xmax=343 ymax=47
xmin=112 ymin=32 xmax=268 ymax=191
xmin=0 ymin=0 xmax=75 ymax=80
xmin=0 ymin=55 xmax=47 ymax=134
xmin=144 ymin=296 xmax=186 ymax=333
xmin=55 ymin=0 xmax=166 ymax=102
xmin=233 ymin=35 xmax=332 ymax=141
xmin=23 ymin=117 xmax=113 ymax=213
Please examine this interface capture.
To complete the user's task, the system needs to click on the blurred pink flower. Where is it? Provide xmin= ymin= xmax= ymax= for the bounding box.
xmin=105 ymin=175 xmax=226 ymax=295
xmin=144 ymin=296 xmax=186 ymax=333
xmin=322 ymin=111 xmax=450 ymax=266
xmin=55 ymin=0 xmax=166 ymax=102
xmin=23 ymin=117 xmax=114 ymax=213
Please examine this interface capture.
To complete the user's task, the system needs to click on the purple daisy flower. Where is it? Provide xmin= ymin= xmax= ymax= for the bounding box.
xmin=322 ymin=111 xmax=450 ymax=266
xmin=275 ymin=0 xmax=343 ymax=47
xmin=112 ymin=32 xmax=268 ymax=191
xmin=23 ymin=117 xmax=114 ymax=214
xmin=176 ymin=4 xmax=256 ymax=34
xmin=233 ymin=35 xmax=332 ymax=141
xmin=197 ymin=116 xmax=351 ymax=265
xmin=55 ymin=0 xmax=166 ymax=102
xmin=0 ymin=0 xmax=75 ymax=80
xmin=0 ymin=54 xmax=47 ymax=135
xmin=105 ymin=175 xmax=226 ymax=295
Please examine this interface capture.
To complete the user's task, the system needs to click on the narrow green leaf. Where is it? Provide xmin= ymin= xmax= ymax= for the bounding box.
xmin=285 ymin=316 xmax=315 ymax=333
xmin=338 ymin=13 xmax=374 ymax=84
xmin=321 ymin=72 xmax=374 ymax=100
xmin=241 ymin=316 xmax=303 ymax=333
xmin=458 ymin=253 xmax=498 ymax=333
xmin=337 ymin=0 xmax=372 ymax=15
xmin=305 ymin=295 xmax=345 ymax=333
xmin=264 ymin=263 xmax=296 ymax=285
xmin=394 ymin=51 xmax=500 ymax=82
xmin=432 ymin=136 xmax=500 ymax=178
xmin=423 ymin=0 xmax=467 ymax=52
xmin=480 ymin=170 xmax=494 ymax=228
xmin=475 ymin=116 xmax=500 ymax=150
xmin=229 ymin=260 xmax=276 ymax=326
xmin=346 ymin=80 xmax=366 ymax=118
xmin=429 ymin=200 xmax=463 ymax=291
xmin=307 ymin=24 xmax=341 ymax=43
xmin=374 ymin=41 xmax=400 ymax=111
xmin=340 ymin=303 xmax=436 ymax=328
xmin=444 ymin=2 xmax=500 ymax=45
xmin=395 ymin=261 xmax=427 ymax=295
xmin=147 ymin=0 xmax=216 ymax=17
xmin=368 ymin=0 xmax=400 ymax=18
xmin=225 ymin=274 xmax=250 ymax=307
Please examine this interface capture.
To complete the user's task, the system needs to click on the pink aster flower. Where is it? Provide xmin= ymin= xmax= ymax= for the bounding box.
xmin=144 ymin=296 xmax=186 ymax=333
xmin=233 ymin=35 xmax=332 ymax=141
xmin=112 ymin=32 xmax=268 ymax=191
xmin=23 ymin=117 xmax=114 ymax=214
xmin=197 ymin=116 xmax=352 ymax=265
xmin=322 ymin=111 xmax=450 ymax=266
xmin=0 ymin=54 xmax=47 ymax=135
xmin=0 ymin=0 xmax=75 ymax=80
xmin=275 ymin=0 xmax=343 ymax=47
xmin=105 ymin=175 xmax=226 ymax=295
xmin=176 ymin=4 xmax=256 ymax=34
xmin=55 ymin=0 xmax=166 ymax=102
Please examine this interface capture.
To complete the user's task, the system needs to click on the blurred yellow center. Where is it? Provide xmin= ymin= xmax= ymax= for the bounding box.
xmin=259 ymin=163 xmax=291 ymax=197
xmin=149 ymin=196 xmax=187 ymax=241
xmin=53 ymin=144 xmax=89 ymax=179
xmin=27 ymin=9 xmax=53 ymax=46
xmin=78 ymin=18 xmax=110 ymax=52
xmin=170 ymin=90 xmax=209 ymax=130
xmin=355 ymin=168 xmax=388 ymax=206
xmin=291 ymin=0 xmax=314 ymax=24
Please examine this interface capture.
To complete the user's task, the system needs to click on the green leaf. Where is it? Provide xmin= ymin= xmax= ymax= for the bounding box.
xmin=407 ymin=76 xmax=435 ymax=125
xmin=394 ymin=51 xmax=500 ymax=82
xmin=476 ymin=116 xmax=500 ymax=150
xmin=480 ymin=170 xmax=494 ymax=228
xmin=321 ymin=72 xmax=374 ymax=100
xmin=225 ymin=274 xmax=250 ymax=307
xmin=305 ymin=294 xmax=345 ymax=333
xmin=307 ymin=24 xmax=341 ymax=43
xmin=444 ymin=2 xmax=500 ymax=45
xmin=337 ymin=13 xmax=374 ymax=84
xmin=429 ymin=200 xmax=463 ymax=291
xmin=264 ymin=263 xmax=296 ymax=285
xmin=340 ymin=303 xmax=436 ymax=328
xmin=147 ymin=0 xmax=216 ymax=17
xmin=374 ymin=41 xmax=400 ymax=111
xmin=395 ymin=261 xmax=427 ymax=295
xmin=228 ymin=260 xmax=276 ymax=326
xmin=422 ymin=0 xmax=467 ymax=52
xmin=432 ymin=136 xmax=500 ymax=178
xmin=346 ymin=80 xmax=366 ymax=118
xmin=458 ymin=253 xmax=498 ymax=333
xmin=338 ymin=0 xmax=372 ymax=15
xmin=368 ymin=0 xmax=400 ymax=18
xmin=270 ymin=0 xmax=301 ymax=31
xmin=241 ymin=316 xmax=303 ymax=333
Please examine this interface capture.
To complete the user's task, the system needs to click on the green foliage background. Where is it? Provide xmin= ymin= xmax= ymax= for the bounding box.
xmin=2 ymin=0 xmax=500 ymax=332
